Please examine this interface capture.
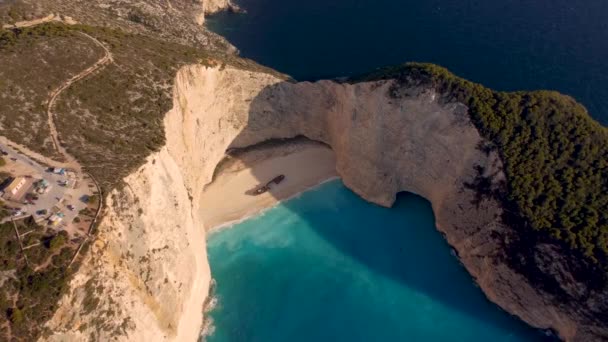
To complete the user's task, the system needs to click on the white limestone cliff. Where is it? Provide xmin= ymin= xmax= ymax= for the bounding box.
xmin=43 ymin=64 xmax=576 ymax=341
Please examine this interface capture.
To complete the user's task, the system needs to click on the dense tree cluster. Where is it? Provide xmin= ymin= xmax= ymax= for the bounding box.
xmin=357 ymin=63 xmax=608 ymax=264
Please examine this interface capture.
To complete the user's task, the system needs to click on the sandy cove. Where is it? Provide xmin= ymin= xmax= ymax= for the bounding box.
xmin=200 ymin=140 xmax=338 ymax=230
xmin=44 ymin=64 xmax=589 ymax=341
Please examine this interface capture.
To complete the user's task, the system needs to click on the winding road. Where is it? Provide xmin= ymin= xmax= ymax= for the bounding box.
xmin=46 ymin=31 xmax=114 ymax=171
xmin=43 ymin=31 xmax=110 ymax=264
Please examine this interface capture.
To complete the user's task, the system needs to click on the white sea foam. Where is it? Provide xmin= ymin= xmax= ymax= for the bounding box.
xmin=200 ymin=278 xmax=219 ymax=341
xmin=199 ymin=316 xmax=215 ymax=342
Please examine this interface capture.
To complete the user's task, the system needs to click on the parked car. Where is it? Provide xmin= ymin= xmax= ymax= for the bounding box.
xmin=36 ymin=209 xmax=48 ymax=216
xmin=26 ymin=193 xmax=38 ymax=200
xmin=67 ymin=204 xmax=75 ymax=211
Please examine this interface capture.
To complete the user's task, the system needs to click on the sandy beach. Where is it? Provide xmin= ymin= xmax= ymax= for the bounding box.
xmin=199 ymin=140 xmax=338 ymax=230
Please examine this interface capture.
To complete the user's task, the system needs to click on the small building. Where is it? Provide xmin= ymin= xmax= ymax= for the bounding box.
xmin=5 ymin=177 xmax=26 ymax=196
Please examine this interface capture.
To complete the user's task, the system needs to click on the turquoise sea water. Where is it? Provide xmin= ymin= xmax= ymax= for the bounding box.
xmin=206 ymin=0 xmax=608 ymax=125
xmin=206 ymin=180 xmax=553 ymax=341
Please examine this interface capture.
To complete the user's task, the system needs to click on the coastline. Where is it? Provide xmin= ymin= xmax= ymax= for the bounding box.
xmin=199 ymin=140 xmax=338 ymax=340
xmin=39 ymin=56 xmax=606 ymax=340
xmin=206 ymin=176 xmax=340 ymax=234
xmin=199 ymin=141 xmax=338 ymax=231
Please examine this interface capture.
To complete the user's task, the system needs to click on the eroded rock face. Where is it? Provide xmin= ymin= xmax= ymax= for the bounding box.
xmin=43 ymin=147 xmax=211 ymax=341
xmin=168 ymin=65 xmax=579 ymax=338
xmin=44 ymin=65 xmax=597 ymax=341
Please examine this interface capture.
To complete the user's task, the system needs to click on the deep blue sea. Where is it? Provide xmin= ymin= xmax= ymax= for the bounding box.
xmin=205 ymin=180 xmax=552 ymax=342
xmin=206 ymin=0 xmax=608 ymax=125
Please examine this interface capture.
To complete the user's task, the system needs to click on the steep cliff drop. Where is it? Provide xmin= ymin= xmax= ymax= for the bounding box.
xmin=44 ymin=65 xmax=579 ymax=341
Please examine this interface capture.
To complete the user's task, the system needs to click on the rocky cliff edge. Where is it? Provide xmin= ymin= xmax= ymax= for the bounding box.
xmin=43 ymin=65 xmax=588 ymax=341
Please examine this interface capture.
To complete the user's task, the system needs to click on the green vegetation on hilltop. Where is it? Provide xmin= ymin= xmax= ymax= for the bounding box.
xmin=0 ymin=24 xmax=105 ymax=159
xmin=356 ymin=63 xmax=608 ymax=264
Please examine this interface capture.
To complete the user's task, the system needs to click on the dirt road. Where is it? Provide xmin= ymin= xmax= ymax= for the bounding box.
xmin=46 ymin=32 xmax=113 ymax=171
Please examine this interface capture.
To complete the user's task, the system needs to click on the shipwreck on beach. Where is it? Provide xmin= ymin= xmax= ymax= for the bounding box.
xmin=250 ymin=174 xmax=286 ymax=195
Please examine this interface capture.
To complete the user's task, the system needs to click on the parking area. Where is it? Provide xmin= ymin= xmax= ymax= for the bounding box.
xmin=0 ymin=143 xmax=97 ymax=238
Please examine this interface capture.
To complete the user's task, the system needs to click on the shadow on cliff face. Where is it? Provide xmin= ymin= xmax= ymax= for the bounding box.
xmin=214 ymin=80 xmax=554 ymax=340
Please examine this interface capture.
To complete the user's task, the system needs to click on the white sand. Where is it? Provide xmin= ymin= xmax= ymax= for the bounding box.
xmin=199 ymin=143 xmax=337 ymax=229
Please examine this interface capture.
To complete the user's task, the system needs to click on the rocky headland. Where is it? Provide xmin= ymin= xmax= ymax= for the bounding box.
xmin=41 ymin=64 xmax=607 ymax=341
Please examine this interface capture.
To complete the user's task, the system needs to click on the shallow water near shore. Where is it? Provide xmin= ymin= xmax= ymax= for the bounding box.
xmin=207 ymin=0 xmax=608 ymax=125
xmin=205 ymin=180 xmax=552 ymax=341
